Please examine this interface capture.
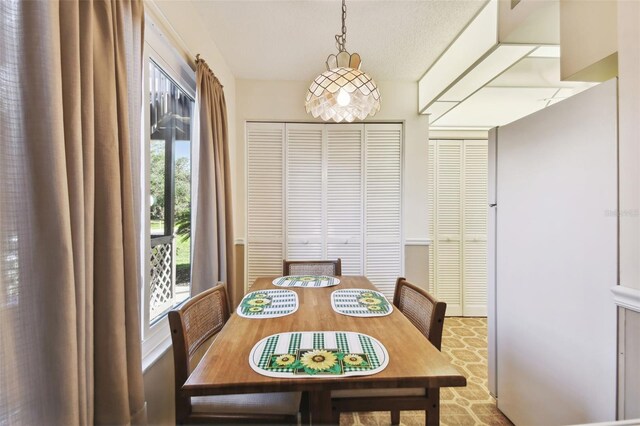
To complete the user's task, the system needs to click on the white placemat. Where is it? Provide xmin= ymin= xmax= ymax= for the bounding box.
xmin=331 ymin=289 xmax=393 ymax=317
xmin=249 ymin=331 xmax=389 ymax=378
xmin=272 ymin=275 xmax=340 ymax=288
xmin=237 ymin=289 xmax=298 ymax=319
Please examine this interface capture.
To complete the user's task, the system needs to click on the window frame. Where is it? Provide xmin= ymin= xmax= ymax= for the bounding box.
xmin=141 ymin=18 xmax=197 ymax=371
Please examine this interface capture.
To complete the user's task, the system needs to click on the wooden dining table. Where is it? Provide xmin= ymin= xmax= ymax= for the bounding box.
xmin=181 ymin=276 xmax=467 ymax=424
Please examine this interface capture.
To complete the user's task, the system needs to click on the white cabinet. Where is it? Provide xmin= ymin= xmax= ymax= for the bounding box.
xmin=428 ymin=139 xmax=487 ymax=316
xmin=246 ymin=122 xmax=403 ymax=297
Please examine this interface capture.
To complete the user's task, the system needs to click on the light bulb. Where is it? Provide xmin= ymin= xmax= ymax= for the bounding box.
xmin=336 ymin=88 xmax=351 ymax=107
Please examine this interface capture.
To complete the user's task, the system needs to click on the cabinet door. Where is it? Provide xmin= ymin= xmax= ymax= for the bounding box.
xmin=326 ymin=124 xmax=364 ymax=275
xmin=246 ymin=122 xmax=285 ymax=287
xmin=435 ymin=140 xmax=462 ymax=316
xmin=285 ymin=124 xmax=324 ymax=260
xmin=462 ymin=140 xmax=488 ymax=316
xmin=364 ymin=123 xmax=403 ymax=298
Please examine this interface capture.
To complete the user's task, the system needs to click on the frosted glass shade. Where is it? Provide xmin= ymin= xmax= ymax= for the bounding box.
xmin=305 ymin=67 xmax=381 ymax=123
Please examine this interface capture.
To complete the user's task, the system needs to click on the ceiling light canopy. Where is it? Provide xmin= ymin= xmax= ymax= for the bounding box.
xmin=305 ymin=0 xmax=380 ymax=123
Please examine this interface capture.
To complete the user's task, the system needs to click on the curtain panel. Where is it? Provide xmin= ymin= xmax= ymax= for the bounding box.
xmin=0 ymin=1 xmax=146 ymax=424
xmin=191 ymin=58 xmax=237 ymax=307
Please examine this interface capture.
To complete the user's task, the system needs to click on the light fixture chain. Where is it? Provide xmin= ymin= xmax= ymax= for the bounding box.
xmin=335 ymin=0 xmax=347 ymax=52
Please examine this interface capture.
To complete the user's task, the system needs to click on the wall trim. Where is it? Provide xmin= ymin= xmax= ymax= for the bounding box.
xmin=611 ymin=285 xmax=640 ymax=313
xmin=235 ymin=238 xmax=245 ymax=245
xmin=405 ymin=238 xmax=432 ymax=246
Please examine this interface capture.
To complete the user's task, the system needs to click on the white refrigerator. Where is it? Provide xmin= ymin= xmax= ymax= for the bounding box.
xmin=487 ymin=79 xmax=618 ymax=425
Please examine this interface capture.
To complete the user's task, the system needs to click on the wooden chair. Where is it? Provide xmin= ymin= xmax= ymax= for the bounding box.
xmin=331 ymin=277 xmax=447 ymax=425
xmin=282 ymin=258 xmax=342 ymax=276
xmin=168 ymin=283 xmax=302 ymax=424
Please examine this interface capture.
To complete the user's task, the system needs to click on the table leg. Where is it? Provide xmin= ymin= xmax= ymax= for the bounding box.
xmin=309 ymin=390 xmax=333 ymax=425
xmin=426 ymin=388 xmax=440 ymax=426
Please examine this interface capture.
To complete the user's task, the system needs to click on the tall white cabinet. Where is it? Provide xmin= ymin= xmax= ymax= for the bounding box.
xmin=428 ymin=139 xmax=487 ymax=316
xmin=246 ymin=122 xmax=403 ymax=297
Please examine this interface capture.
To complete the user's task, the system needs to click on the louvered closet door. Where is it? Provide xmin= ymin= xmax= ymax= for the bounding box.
xmin=326 ymin=124 xmax=364 ymax=275
xmin=435 ymin=140 xmax=463 ymax=316
xmin=463 ymin=140 xmax=488 ymax=316
xmin=364 ymin=124 xmax=402 ymax=298
xmin=427 ymin=141 xmax=435 ymax=293
xmin=285 ymin=124 xmax=324 ymax=260
xmin=246 ymin=123 xmax=284 ymax=287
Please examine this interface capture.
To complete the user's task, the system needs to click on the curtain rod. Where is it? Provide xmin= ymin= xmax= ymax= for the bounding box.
xmin=195 ymin=54 xmax=223 ymax=87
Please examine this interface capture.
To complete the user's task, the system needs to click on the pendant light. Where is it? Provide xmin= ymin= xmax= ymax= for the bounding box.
xmin=305 ymin=0 xmax=381 ymax=123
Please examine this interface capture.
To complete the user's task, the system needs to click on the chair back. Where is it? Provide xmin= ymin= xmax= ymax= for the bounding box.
xmin=392 ymin=277 xmax=446 ymax=350
xmin=283 ymin=258 xmax=342 ymax=276
xmin=168 ymin=283 xmax=229 ymax=420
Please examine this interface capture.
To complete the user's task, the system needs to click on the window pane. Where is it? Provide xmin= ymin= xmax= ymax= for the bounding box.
xmin=149 ymin=140 xmax=166 ymax=236
xmin=174 ymin=140 xmax=191 ymax=305
xmin=148 ymin=60 xmax=194 ymax=323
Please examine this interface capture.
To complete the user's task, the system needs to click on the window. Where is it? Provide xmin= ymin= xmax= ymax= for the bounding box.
xmin=148 ymin=60 xmax=194 ymax=323
xmin=140 ymin=22 xmax=197 ymax=367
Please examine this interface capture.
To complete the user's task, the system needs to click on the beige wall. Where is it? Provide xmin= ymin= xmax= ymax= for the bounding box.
xmin=404 ymin=245 xmax=430 ymax=290
xmin=620 ymin=309 xmax=640 ymax=419
xmin=235 ymin=79 xmax=430 ymax=288
xmin=560 ymin=0 xmax=618 ymax=81
xmin=617 ymin=0 xmax=640 ymax=420
xmin=429 ymin=129 xmax=489 ymax=140
xmin=143 ymin=350 xmax=175 ymax=426
xmin=618 ymin=0 xmax=640 ymax=294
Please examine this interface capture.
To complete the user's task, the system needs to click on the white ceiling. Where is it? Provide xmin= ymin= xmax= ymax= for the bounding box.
xmin=184 ymin=0 xmax=487 ymax=81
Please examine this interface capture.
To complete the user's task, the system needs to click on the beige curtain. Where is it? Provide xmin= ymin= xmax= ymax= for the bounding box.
xmin=0 ymin=1 xmax=146 ymax=424
xmin=191 ymin=58 xmax=237 ymax=307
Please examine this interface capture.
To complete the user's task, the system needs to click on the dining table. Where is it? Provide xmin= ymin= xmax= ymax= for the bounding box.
xmin=181 ymin=275 xmax=467 ymax=424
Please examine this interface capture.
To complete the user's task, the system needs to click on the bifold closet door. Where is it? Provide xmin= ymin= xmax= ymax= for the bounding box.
xmin=462 ymin=141 xmax=488 ymax=316
xmin=434 ymin=140 xmax=463 ymax=316
xmin=246 ymin=123 xmax=285 ymax=287
xmin=428 ymin=139 xmax=487 ymax=316
xmin=285 ymin=124 xmax=324 ymax=260
xmin=247 ymin=122 xmax=403 ymax=295
xmin=427 ymin=142 xmax=435 ymax=293
xmin=326 ymin=124 xmax=364 ymax=275
xmin=364 ymin=124 xmax=403 ymax=297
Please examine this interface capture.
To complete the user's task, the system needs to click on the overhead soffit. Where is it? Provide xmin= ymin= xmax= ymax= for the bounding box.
xmin=422 ymin=0 xmax=595 ymax=130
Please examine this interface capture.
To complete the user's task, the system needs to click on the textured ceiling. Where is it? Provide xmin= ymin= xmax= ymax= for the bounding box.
xmin=186 ymin=0 xmax=487 ymax=81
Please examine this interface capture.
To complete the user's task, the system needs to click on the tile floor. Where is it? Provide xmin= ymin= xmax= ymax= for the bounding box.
xmin=339 ymin=317 xmax=513 ymax=425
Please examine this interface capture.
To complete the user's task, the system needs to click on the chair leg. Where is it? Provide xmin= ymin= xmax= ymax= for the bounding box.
xmin=391 ymin=410 xmax=401 ymax=425
xmin=425 ymin=388 xmax=440 ymax=426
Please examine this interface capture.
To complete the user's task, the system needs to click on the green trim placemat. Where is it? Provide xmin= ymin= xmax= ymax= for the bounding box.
xmin=272 ymin=275 xmax=340 ymax=288
xmin=249 ymin=331 xmax=389 ymax=378
xmin=331 ymin=288 xmax=393 ymax=317
xmin=237 ymin=289 xmax=298 ymax=319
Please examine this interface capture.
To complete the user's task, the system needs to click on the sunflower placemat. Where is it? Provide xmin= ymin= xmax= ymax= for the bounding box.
xmin=272 ymin=275 xmax=340 ymax=288
xmin=330 ymin=289 xmax=393 ymax=317
xmin=249 ymin=331 xmax=389 ymax=378
xmin=237 ymin=289 xmax=299 ymax=319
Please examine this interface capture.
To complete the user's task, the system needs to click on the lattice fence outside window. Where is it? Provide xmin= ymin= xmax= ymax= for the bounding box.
xmin=150 ymin=236 xmax=175 ymax=322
